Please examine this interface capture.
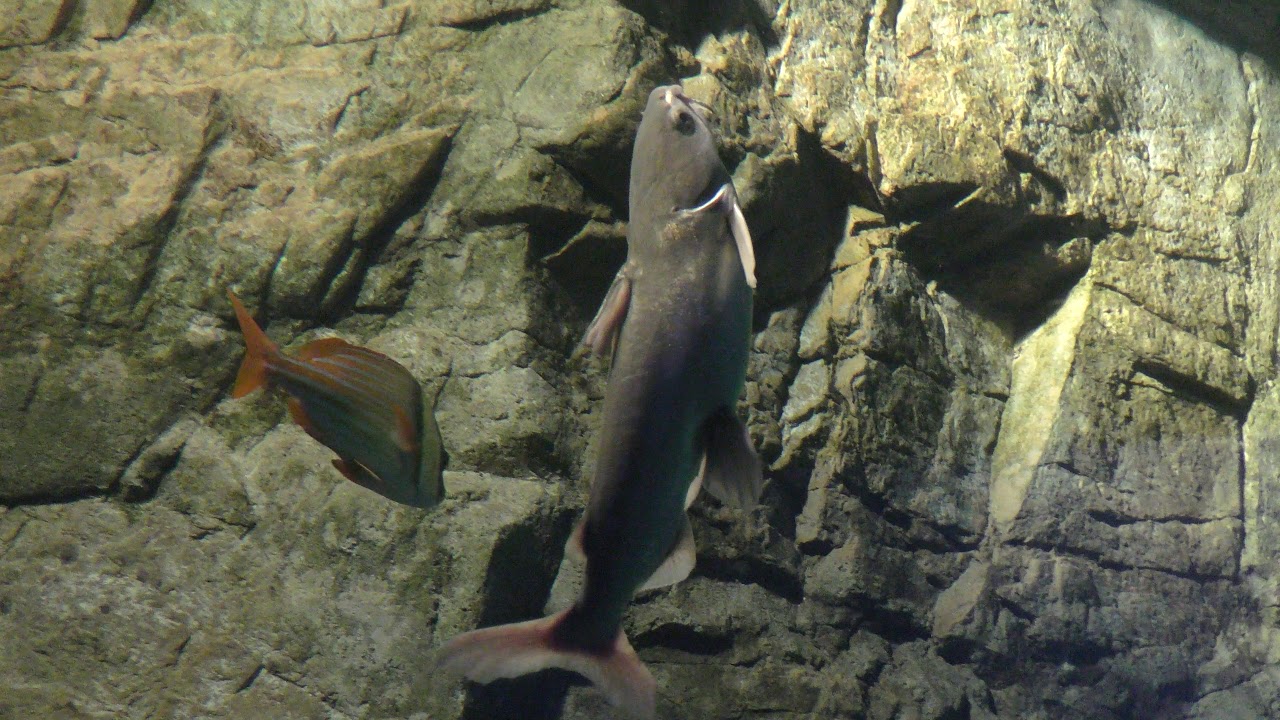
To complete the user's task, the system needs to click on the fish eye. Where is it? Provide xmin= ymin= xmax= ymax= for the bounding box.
xmin=674 ymin=110 xmax=696 ymax=136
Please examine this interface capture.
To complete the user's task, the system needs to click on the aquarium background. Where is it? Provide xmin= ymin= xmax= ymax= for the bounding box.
xmin=2 ymin=1 xmax=1280 ymax=718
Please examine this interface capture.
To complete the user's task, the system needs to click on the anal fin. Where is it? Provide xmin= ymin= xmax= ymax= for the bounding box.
xmin=567 ymin=505 xmax=697 ymax=592
xmin=636 ymin=515 xmax=696 ymax=592
xmin=701 ymin=406 xmax=764 ymax=508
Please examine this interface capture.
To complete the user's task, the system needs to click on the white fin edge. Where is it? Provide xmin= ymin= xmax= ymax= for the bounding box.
xmin=729 ymin=198 xmax=757 ymax=289
xmin=687 ymin=183 xmax=731 ymax=214
xmin=685 ymin=454 xmax=705 ymax=509
xmin=683 ymin=184 xmax=757 ymax=289
xmin=580 ymin=269 xmax=633 ymax=358
xmin=438 ymin=610 xmax=657 ymax=719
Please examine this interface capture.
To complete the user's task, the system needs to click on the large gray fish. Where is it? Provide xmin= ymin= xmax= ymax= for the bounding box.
xmin=439 ymin=85 xmax=763 ymax=718
xmin=228 ymin=291 xmax=446 ymax=509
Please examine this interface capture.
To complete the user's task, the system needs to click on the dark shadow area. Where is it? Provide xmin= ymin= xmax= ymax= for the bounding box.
xmin=544 ymin=153 xmax=630 ymax=224
xmin=1001 ymin=148 xmax=1067 ymax=202
xmin=441 ymin=4 xmax=553 ymax=31
xmin=1147 ymin=1 xmax=1280 ymax=69
xmin=617 ymin=0 xmax=779 ymax=48
xmin=495 ymin=204 xmax=597 ymax=267
xmin=856 ymin=602 xmax=931 ymax=644
xmin=884 ymin=180 xmax=980 ymax=228
xmin=632 ymin=621 xmax=736 ymax=656
xmin=541 ymin=221 xmax=628 ymax=317
xmin=455 ymin=508 xmax=578 ymax=719
xmin=320 ymin=134 xmax=456 ymax=322
xmin=893 ymin=181 xmax=1108 ymax=338
xmin=760 ymin=463 xmax=809 ymax=539
xmin=744 ymin=128 xmax=873 ymax=322
xmin=460 ymin=670 xmax=578 ymax=720
xmin=478 ymin=509 xmax=575 ymax=627
xmin=694 ymin=549 xmax=805 ymax=603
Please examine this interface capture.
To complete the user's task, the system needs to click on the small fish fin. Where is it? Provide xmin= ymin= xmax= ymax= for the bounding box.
xmin=332 ymin=458 xmax=388 ymax=495
xmin=701 ymin=406 xmax=764 ymax=508
xmin=227 ymin=291 xmax=278 ymax=398
xmin=438 ymin=609 xmax=656 ymax=719
xmin=564 ymin=519 xmax=587 ymax=564
xmin=296 ymin=336 xmax=360 ymax=361
xmin=285 ymin=397 xmax=310 ymax=429
xmin=580 ymin=266 xmax=633 ymax=358
xmin=285 ymin=397 xmax=334 ymax=453
xmin=636 ymin=515 xmax=696 ymax=592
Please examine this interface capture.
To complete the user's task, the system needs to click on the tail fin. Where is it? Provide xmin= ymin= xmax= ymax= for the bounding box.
xmin=227 ymin=291 xmax=277 ymax=398
xmin=438 ymin=609 xmax=656 ymax=719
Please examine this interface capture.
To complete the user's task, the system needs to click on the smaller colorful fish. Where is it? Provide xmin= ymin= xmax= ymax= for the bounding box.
xmin=227 ymin=291 xmax=446 ymax=509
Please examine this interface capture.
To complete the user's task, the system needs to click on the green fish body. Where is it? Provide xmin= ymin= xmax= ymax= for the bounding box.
xmin=228 ymin=292 xmax=446 ymax=509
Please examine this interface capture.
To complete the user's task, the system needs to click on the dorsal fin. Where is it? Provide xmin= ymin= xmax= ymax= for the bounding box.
xmin=297 ymin=337 xmax=361 ymax=361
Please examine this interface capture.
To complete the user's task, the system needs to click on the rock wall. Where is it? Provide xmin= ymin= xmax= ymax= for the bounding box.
xmin=2 ymin=1 xmax=1279 ymax=718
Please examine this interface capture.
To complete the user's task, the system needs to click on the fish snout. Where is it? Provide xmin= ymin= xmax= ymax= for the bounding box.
xmin=661 ymin=85 xmax=683 ymax=108
xmin=667 ymin=86 xmax=713 ymax=121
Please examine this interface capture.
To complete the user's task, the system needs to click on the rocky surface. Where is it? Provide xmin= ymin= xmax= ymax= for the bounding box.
xmin=3 ymin=1 xmax=1280 ymax=718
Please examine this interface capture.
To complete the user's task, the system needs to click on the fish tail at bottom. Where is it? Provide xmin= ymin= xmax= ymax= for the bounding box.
xmin=437 ymin=608 xmax=656 ymax=719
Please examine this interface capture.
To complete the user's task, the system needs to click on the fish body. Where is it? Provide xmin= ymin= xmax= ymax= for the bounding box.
xmin=228 ymin=292 xmax=445 ymax=509
xmin=439 ymin=85 xmax=762 ymax=718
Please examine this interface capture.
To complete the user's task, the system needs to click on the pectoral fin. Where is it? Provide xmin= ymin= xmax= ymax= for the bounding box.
xmin=636 ymin=514 xmax=696 ymax=592
xmin=684 ymin=184 xmax=757 ymax=289
xmin=728 ymin=196 xmax=757 ymax=289
xmin=333 ymin=458 xmax=389 ymax=495
xmin=701 ymin=407 xmax=764 ymax=508
xmin=580 ymin=265 xmax=633 ymax=358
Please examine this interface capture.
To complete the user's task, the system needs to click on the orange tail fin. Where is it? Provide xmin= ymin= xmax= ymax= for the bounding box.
xmin=227 ymin=291 xmax=278 ymax=398
xmin=438 ymin=609 xmax=656 ymax=719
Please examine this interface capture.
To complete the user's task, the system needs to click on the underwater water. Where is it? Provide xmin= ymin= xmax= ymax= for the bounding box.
xmin=2 ymin=1 xmax=1280 ymax=719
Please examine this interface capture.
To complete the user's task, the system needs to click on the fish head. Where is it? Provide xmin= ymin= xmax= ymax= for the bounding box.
xmin=630 ymin=85 xmax=729 ymax=221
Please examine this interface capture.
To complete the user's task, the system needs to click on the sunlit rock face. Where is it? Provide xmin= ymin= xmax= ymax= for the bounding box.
xmin=3 ymin=1 xmax=1280 ymax=718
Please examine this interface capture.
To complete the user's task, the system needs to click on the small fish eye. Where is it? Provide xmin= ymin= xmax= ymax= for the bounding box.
xmin=674 ymin=111 xmax=696 ymax=135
